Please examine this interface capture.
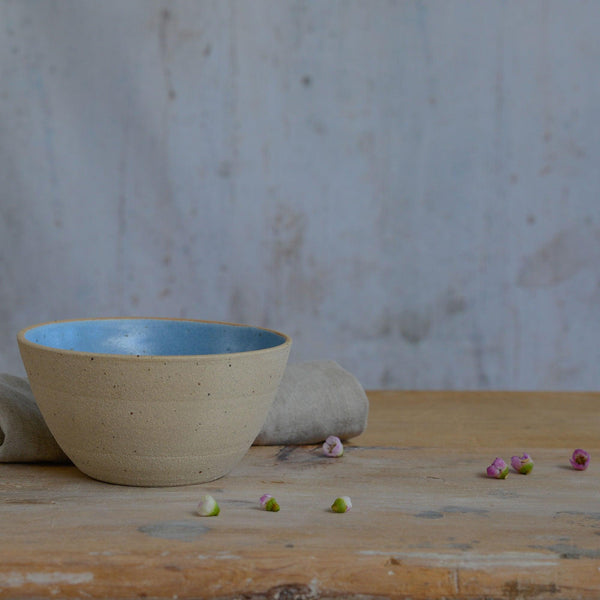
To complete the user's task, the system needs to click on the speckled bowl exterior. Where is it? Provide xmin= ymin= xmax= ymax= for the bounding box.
xmin=17 ymin=318 xmax=291 ymax=486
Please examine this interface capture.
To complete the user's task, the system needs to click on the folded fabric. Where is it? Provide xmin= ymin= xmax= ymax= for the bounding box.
xmin=0 ymin=361 xmax=368 ymax=463
xmin=0 ymin=373 xmax=69 ymax=463
xmin=254 ymin=360 xmax=369 ymax=445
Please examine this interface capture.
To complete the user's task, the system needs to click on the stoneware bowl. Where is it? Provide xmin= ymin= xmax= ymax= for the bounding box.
xmin=17 ymin=318 xmax=291 ymax=486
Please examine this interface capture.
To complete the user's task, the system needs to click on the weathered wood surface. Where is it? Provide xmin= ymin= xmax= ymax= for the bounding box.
xmin=1 ymin=390 xmax=600 ymax=599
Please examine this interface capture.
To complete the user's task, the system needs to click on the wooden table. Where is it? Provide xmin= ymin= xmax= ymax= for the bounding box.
xmin=2 ymin=390 xmax=600 ymax=599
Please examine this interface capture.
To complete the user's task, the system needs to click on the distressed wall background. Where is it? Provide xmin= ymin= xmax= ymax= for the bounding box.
xmin=1 ymin=0 xmax=599 ymax=390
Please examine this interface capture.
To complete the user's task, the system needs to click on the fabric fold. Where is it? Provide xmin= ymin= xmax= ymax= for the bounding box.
xmin=0 ymin=373 xmax=69 ymax=463
xmin=255 ymin=360 xmax=369 ymax=445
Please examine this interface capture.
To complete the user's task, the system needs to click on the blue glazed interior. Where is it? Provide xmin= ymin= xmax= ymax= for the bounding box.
xmin=23 ymin=319 xmax=287 ymax=356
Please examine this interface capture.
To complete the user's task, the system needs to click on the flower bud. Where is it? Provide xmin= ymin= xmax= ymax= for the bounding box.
xmin=486 ymin=457 xmax=509 ymax=479
xmin=323 ymin=435 xmax=344 ymax=457
xmin=570 ymin=448 xmax=590 ymax=471
xmin=331 ymin=496 xmax=352 ymax=513
xmin=197 ymin=494 xmax=220 ymax=516
xmin=260 ymin=494 xmax=280 ymax=512
xmin=511 ymin=453 xmax=534 ymax=474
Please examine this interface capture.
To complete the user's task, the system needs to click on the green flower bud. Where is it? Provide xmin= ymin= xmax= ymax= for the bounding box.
xmin=331 ymin=496 xmax=352 ymax=513
xmin=197 ymin=494 xmax=220 ymax=516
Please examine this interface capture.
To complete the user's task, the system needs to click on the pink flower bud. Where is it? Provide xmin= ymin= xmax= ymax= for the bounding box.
xmin=511 ymin=453 xmax=534 ymax=474
xmin=570 ymin=449 xmax=590 ymax=471
xmin=323 ymin=435 xmax=344 ymax=457
xmin=486 ymin=457 xmax=509 ymax=479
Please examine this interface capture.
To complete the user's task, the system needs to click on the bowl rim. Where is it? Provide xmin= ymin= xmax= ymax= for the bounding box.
xmin=17 ymin=317 xmax=292 ymax=360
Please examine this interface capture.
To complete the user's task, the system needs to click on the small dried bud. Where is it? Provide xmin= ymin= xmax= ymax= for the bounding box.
xmin=511 ymin=453 xmax=534 ymax=474
xmin=323 ymin=435 xmax=344 ymax=457
xmin=486 ymin=457 xmax=509 ymax=479
xmin=197 ymin=494 xmax=220 ymax=516
xmin=570 ymin=449 xmax=590 ymax=471
xmin=260 ymin=494 xmax=280 ymax=512
xmin=331 ymin=496 xmax=352 ymax=513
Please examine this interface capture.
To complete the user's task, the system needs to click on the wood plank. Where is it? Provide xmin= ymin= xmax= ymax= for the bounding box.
xmin=1 ymin=391 xmax=600 ymax=599
xmin=356 ymin=390 xmax=600 ymax=449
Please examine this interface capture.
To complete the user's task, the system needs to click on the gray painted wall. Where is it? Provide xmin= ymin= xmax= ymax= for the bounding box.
xmin=1 ymin=0 xmax=599 ymax=390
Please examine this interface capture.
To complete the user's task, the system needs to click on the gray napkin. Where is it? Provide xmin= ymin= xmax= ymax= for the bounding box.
xmin=254 ymin=360 xmax=369 ymax=445
xmin=0 ymin=373 xmax=69 ymax=463
xmin=0 ymin=361 xmax=368 ymax=463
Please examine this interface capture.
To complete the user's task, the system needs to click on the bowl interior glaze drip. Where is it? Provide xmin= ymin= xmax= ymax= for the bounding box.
xmin=23 ymin=319 xmax=287 ymax=356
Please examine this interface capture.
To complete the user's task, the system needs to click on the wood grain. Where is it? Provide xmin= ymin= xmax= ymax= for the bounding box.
xmin=1 ymin=390 xmax=600 ymax=599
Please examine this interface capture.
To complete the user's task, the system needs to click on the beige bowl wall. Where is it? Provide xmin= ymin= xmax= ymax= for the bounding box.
xmin=18 ymin=329 xmax=290 ymax=486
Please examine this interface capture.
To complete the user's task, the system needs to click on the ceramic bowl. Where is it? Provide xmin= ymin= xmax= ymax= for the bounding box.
xmin=17 ymin=318 xmax=291 ymax=486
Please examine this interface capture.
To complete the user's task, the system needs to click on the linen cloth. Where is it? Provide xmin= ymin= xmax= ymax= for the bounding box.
xmin=254 ymin=360 xmax=368 ymax=445
xmin=0 ymin=373 xmax=69 ymax=463
xmin=0 ymin=361 xmax=368 ymax=462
